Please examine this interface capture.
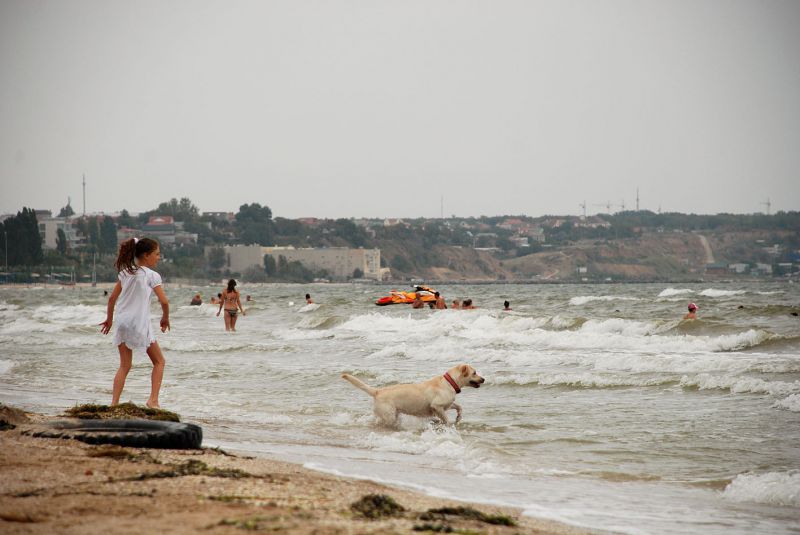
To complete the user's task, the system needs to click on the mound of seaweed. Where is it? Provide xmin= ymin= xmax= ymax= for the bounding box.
xmin=64 ymin=402 xmax=180 ymax=422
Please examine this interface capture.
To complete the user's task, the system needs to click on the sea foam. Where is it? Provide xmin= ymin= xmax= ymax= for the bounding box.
xmin=569 ymin=295 xmax=640 ymax=306
xmin=773 ymin=394 xmax=800 ymax=412
xmin=0 ymin=359 xmax=14 ymax=375
xmin=658 ymin=288 xmax=694 ymax=298
xmin=699 ymin=289 xmax=747 ymax=298
xmin=723 ymin=471 xmax=800 ymax=507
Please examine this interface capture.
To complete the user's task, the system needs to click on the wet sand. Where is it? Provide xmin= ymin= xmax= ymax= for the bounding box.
xmin=0 ymin=406 xmax=592 ymax=534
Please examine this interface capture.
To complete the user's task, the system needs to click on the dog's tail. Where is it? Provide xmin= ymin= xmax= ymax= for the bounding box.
xmin=341 ymin=373 xmax=378 ymax=397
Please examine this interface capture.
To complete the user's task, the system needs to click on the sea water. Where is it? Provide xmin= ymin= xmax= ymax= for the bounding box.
xmin=1 ymin=282 xmax=798 ymax=534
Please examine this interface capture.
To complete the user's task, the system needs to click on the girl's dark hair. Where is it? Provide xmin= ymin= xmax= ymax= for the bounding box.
xmin=115 ymin=238 xmax=159 ymax=274
xmin=227 ymin=279 xmax=237 ymax=293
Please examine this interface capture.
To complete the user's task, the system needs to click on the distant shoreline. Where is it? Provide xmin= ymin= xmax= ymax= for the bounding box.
xmin=0 ymin=277 xmax=792 ymax=289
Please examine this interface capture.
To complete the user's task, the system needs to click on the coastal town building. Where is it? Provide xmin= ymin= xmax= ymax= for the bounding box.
xmin=207 ymin=244 xmax=387 ymax=281
xmin=37 ymin=216 xmax=84 ymax=250
xmin=135 ymin=216 xmax=198 ymax=246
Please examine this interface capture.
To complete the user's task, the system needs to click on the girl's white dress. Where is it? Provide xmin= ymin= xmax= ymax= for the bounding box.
xmin=112 ymin=266 xmax=162 ymax=350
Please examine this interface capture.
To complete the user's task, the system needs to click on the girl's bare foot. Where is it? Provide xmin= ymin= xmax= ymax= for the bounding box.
xmin=146 ymin=401 xmax=160 ymax=409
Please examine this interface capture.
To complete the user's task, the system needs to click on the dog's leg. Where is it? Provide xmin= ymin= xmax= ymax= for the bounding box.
xmin=374 ymin=401 xmax=399 ymax=427
xmin=451 ymin=402 xmax=463 ymax=424
xmin=432 ymin=407 xmax=450 ymax=425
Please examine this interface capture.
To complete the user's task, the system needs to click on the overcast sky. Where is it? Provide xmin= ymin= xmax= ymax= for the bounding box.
xmin=1 ymin=1 xmax=798 ymax=220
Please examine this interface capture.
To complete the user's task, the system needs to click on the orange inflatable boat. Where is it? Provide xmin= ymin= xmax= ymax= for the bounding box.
xmin=375 ymin=285 xmax=437 ymax=306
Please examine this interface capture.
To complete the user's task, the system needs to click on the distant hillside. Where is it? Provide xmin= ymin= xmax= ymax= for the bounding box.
xmin=387 ymin=229 xmax=798 ymax=282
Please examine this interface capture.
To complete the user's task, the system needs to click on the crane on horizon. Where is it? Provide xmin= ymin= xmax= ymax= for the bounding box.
xmin=593 ymin=201 xmax=613 ymax=213
xmin=761 ymin=198 xmax=771 ymax=215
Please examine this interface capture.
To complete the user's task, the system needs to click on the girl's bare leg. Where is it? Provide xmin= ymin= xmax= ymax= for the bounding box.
xmin=230 ymin=312 xmax=238 ymax=332
xmin=112 ymin=344 xmax=133 ymax=406
xmin=145 ymin=342 xmax=166 ymax=408
xmin=224 ymin=310 xmax=232 ymax=331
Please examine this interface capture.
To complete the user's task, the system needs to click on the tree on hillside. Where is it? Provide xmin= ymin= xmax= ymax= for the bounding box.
xmin=87 ymin=217 xmax=100 ymax=252
xmin=100 ymin=216 xmax=118 ymax=255
xmin=207 ymin=247 xmax=226 ymax=271
xmin=263 ymin=254 xmax=277 ymax=276
xmin=235 ymin=203 xmax=274 ymax=245
xmin=0 ymin=207 xmax=43 ymax=265
xmin=156 ymin=197 xmax=199 ymax=221
xmin=116 ymin=209 xmax=136 ymax=228
xmin=56 ymin=228 xmax=68 ymax=255
xmin=333 ymin=219 xmax=369 ymax=247
xmin=58 ymin=202 xmax=75 ymax=218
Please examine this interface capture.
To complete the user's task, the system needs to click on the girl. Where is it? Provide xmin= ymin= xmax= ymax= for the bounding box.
xmin=217 ymin=279 xmax=245 ymax=331
xmin=100 ymin=238 xmax=169 ymax=408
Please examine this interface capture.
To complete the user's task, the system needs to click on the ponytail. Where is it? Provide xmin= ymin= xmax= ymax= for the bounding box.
xmin=115 ymin=237 xmax=159 ymax=274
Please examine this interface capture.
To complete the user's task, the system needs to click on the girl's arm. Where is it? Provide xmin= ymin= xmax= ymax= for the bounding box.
xmin=238 ymin=292 xmax=245 ymax=315
xmin=99 ymin=281 xmax=123 ymax=334
xmin=153 ymin=285 xmax=170 ymax=332
xmin=217 ymin=291 xmax=224 ymax=316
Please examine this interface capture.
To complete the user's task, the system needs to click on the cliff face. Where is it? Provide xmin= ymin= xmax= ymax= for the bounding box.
xmin=384 ymin=229 xmax=797 ymax=282
xmin=502 ymin=232 xmax=707 ymax=281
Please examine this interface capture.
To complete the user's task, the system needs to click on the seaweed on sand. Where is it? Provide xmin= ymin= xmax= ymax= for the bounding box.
xmin=64 ymin=402 xmax=180 ymax=422
xmin=419 ymin=506 xmax=516 ymax=526
xmin=350 ymin=494 xmax=406 ymax=519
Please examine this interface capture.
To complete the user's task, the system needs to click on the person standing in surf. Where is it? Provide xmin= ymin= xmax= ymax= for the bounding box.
xmin=100 ymin=238 xmax=169 ymax=408
xmin=217 ymin=279 xmax=245 ymax=331
xmin=684 ymin=302 xmax=698 ymax=320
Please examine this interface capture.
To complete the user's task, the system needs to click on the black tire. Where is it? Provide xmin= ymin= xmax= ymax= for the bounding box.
xmin=26 ymin=419 xmax=203 ymax=449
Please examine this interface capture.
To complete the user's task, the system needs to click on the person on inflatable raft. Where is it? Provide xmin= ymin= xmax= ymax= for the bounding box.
xmin=375 ymin=285 xmax=438 ymax=306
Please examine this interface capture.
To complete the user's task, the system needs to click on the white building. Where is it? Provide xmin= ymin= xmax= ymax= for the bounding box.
xmin=207 ymin=245 xmax=386 ymax=280
xmin=38 ymin=217 xmax=83 ymax=250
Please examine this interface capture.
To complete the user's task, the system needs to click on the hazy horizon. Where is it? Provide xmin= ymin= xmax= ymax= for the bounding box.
xmin=2 ymin=1 xmax=799 ymax=220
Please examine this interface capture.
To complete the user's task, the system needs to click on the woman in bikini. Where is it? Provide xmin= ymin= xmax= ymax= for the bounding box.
xmin=216 ymin=279 xmax=245 ymax=331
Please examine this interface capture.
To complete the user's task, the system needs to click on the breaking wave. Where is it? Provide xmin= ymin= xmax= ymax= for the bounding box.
xmin=723 ymin=471 xmax=800 ymax=507
xmin=658 ymin=288 xmax=694 ymax=298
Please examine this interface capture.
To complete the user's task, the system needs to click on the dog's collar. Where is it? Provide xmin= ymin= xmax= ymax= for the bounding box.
xmin=443 ymin=372 xmax=461 ymax=394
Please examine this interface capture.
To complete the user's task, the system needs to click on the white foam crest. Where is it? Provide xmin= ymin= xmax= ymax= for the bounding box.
xmin=298 ymin=303 xmax=320 ymax=313
xmin=31 ymin=303 xmax=105 ymax=324
xmin=0 ymin=359 xmax=14 ymax=375
xmin=0 ymin=302 xmax=20 ymax=311
xmin=367 ymin=344 xmax=409 ymax=360
xmin=699 ymin=288 xmax=747 ymax=297
xmin=339 ymin=311 xmax=470 ymax=339
xmin=492 ymin=372 xmax=671 ymax=388
xmin=159 ymin=338 xmax=271 ymax=352
xmin=328 ymin=412 xmax=374 ymax=426
xmin=722 ymin=471 xmax=800 ymax=506
xmin=273 ymin=328 xmax=334 ymax=341
xmin=426 ymin=319 xmax=773 ymax=355
xmin=548 ymin=315 xmax=579 ymax=329
xmin=756 ymin=290 xmax=783 ymax=295
xmin=773 ymin=394 xmax=800 ymax=412
xmin=0 ymin=317 xmax=65 ymax=334
xmin=569 ymin=295 xmax=640 ymax=306
xmin=295 ymin=314 xmax=329 ymax=329
xmin=680 ymin=374 xmax=800 ymax=396
xmin=360 ymin=427 xmax=467 ymax=458
xmin=175 ymin=303 xmax=218 ymax=316
xmin=579 ymin=318 xmax=662 ymax=337
xmin=657 ymin=288 xmax=694 ymax=297
xmin=61 ymin=336 xmax=107 ymax=348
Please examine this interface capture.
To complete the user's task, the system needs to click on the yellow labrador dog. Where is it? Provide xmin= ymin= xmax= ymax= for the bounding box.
xmin=342 ymin=364 xmax=485 ymax=426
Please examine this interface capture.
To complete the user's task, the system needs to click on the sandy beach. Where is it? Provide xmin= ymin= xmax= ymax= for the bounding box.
xmin=0 ymin=406 xmax=590 ymax=535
